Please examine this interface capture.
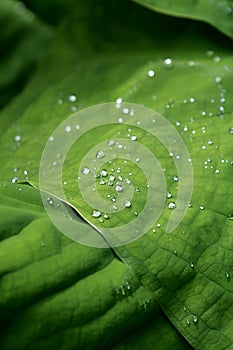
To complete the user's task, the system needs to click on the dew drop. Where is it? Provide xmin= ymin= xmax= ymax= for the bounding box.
xmin=118 ymin=117 xmax=123 ymax=123
xmin=11 ymin=177 xmax=19 ymax=184
xmin=130 ymin=135 xmax=137 ymax=141
xmin=115 ymin=184 xmax=123 ymax=192
xmin=214 ymin=76 xmax=222 ymax=84
xmin=49 ymin=136 xmax=54 ymax=142
xmin=167 ymin=192 xmax=172 ymax=198
xmin=168 ymin=201 xmax=176 ymax=209
xmin=228 ymin=127 xmax=233 ymax=135
xmin=107 ymin=140 xmax=115 ymax=146
xmin=123 ymin=107 xmax=129 ymax=114
xmin=96 ymin=150 xmax=106 ymax=159
xmin=14 ymin=135 xmax=21 ymax=142
xmin=215 ymin=169 xmax=220 ymax=174
xmin=124 ymin=200 xmax=131 ymax=208
xmin=65 ymin=125 xmax=72 ymax=133
xmin=148 ymin=69 xmax=155 ymax=77
xmin=101 ymin=169 xmax=108 ymax=177
xmin=199 ymin=205 xmax=205 ymax=210
xmin=109 ymin=174 xmax=115 ymax=181
xmin=225 ymin=271 xmax=230 ymax=279
xmin=192 ymin=315 xmax=198 ymax=324
xmin=164 ymin=57 xmax=173 ymax=68
xmin=75 ymin=124 xmax=80 ymax=130
xmin=186 ymin=319 xmax=190 ymax=326
xmin=173 ymin=175 xmax=179 ymax=182
xmin=68 ymin=94 xmax=77 ymax=102
xmin=47 ymin=197 xmax=54 ymax=205
xmin=92 ymin=210 xmax=101 ymax=218
xmin=82 ymin=167 xmax=90 ymax=175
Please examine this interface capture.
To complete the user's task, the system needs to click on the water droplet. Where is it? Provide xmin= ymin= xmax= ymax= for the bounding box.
xmin=116 ymin=97 xmax=123 ymax=105
xmin=186 ymin=319 xmax=190 ymax=326
xmin=168 ymin=201 xmax=176 ymax=209
xmin=135 ymin=158 xmax=140 ymax=162
xmin=130 ymin=135 xmax=137 ymax=141
xmin=47 ymin=197 xmax=54 ymax=205
xmin=135 ymin=187 xmax=140 ymax=192
xmin=103 ymin=213 xmax=109 ymax=219
xmin=68 ymin=94 xmax=77 ymax=102
xmin=125 ymin=281 xmax=131 ymax=290
xmin=229 ymin=127 xmax=233 ymax=135
xmin=65 ymin=125 xmax=71 ymax=132
xmin=173 ymin=175 xmax=179 ymax=182
xmin=202 ymin=145 xmax=207 ymax=150
xmin=92 ymin=210 xmax=101 ymax=218
xmin=167 ymin=192 xmax=172 ymax=198
xmin=207 ymin=140 xmax=213 ymax=145
xmin=199 ymin=205 xmax=205 ymax=210
xmin=214 ymin=76 xmax=222 ymax=84
xmin=96 ymin=150 xmax=106 ymax=159
xmin=11 ymin=177 xmax=19 ymax=184
xmin=115 ymin=184 xmax=123 ymax=192
xmin=215 ymin=169 xmax=220 ymax=174
xmin=49 ymin=136 xmax=54 ymax=142
xmin=123 ymin=107 xmax=129 ymax=114
xmin=192 ymin=315 xmax=198 ymax=324
xmin=107 ymin=140 xmax=115 ymax=146
xmin=118 ymin=117 xmax=123 ymax=123
xmin=57 ymin=98 xmax=63 ymax=105
xmin=14 ymin=135 xmax=21 ymax=142
xmin=190 ymin=262 xmax=195 ymax=268
xmin=126 ymin=179 xmax=131 ymax=185
xmin=214 ymin=56 xmax=221 ymax=63
xmin=206 ymin=49 xmax=214 ymax=57
xmin=75 ymin=124 xmax=80 ymax=130
xmin=82 ymin=167 xmax=90 ymax=175
xmin=176 ymin=120 xmax=181 ymax=126
xmin=124 ymin=200 xmax=131 ymax=208
xmin=189 ymin=97 xmax=195 ymax=103
xmin=225 ymin=271 xmax=230 ymax=279
xmin=109 ymin=174 xmax=115 ymax=181
xmin=148 ymin=69 xmax=155 ymax=77
xmin=113 ymin=205 xmax=118 ymax=211
xmin=101 ymin=169 xmax=108 ymax=177
xmin=164 ymin=57 xmax=173 ymax=68
xmin=183 ymin=305 xmax=187 ymax=312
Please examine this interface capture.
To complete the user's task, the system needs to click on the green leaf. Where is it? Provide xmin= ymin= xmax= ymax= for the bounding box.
xmin=132 ymin=0 xmax=233 ymax=40
xmin=0 ymin=0 xmax=233 ymax=349
xmin=0 ymin=183 xmax=191 ymax=350
xmin=0 ymin=0 xmax=52 ymax=112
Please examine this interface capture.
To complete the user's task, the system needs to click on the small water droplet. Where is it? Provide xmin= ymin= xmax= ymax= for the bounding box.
xmin=96 ymin=150 xmax=106 ymax=159
xmin=115 ymin=184 xmax=123 ymax=192
xmin=148 ymin=69 xmax=155 ymax=77
xmin=206 ymin=49 xmax=214 ymax=57
xmin=107 ymin=140 xmax=115 ymax=146
xmin=65 ymin=125 xmax=72 ymax=132
xmin=192 ymin=315 xmax=198 ymax=324
xmin=68 ymin=94 xmax=77 ymax=102
xmin=123 ymin=107 xmax=129 ymax=114
xmin=213 ymin=56 xmax=221 ymax=63
xmin=228 ymin=127 xmax=233 ymax=135
xmin=214 ymin=76 xmax=222 ymax=84
xmin=199 ymin=205 xmax=205 ymax=210
xmin=189 ymin=97 xmax=195 ymax=103
xmin=124 ymin=200 xmax=131 ymax=208
xmin=82 ymin=167 xmax=90 ymax=175
xmin=190 ymin=261 xmax=195 ymax=268
xmin=92 ymin=210 xmax=101 ymax=218
xmin=183 ymin=305 xmax=187 ymax=312
xmin=47 ymin=197 xmax=54 ymax=205
xmin=215 ymin=169 xmax=220 ymax=174
xmin=23 ymin=170 xmax=28 ymax=175
xmin=49 ymin=136 xmax=54 ymax=142
xmin=168 ymin=201 xmax=176 ymax=209
xmin=125 ymin=281 xmax=131 ymax=290
xmin=103 ymin=213 xmax=109 ymax=219
xmin=11 ymin=177 xmax=19 ymax=184
xmin=41 ymin=242 xmax=45 ymax=247
xmin=130 ymin=135 xmax=137 ymax=141
xmin=186 ymin=319 xmax=190 ymax=326
xmin=118 ymin=117 xmax=124 ymax=123
xmin=225 ymin=271 xmax=230 ymax=279
xmin=164 ymin=57 xmax=173 ymax=69
xmin=14 ymin=135 xmax=21 ymax=142
xmin=135 ymin=157 xmax=140 ymax=162
xmin=167 ymin=192 xmax=172 ymax=198
xmin=101 ymin=169 xmax=108 ymax=177
xmin=173 ymin=175 xmax=179 ymax=182
xmin=109 ymin=174 xmax=115 ymax=181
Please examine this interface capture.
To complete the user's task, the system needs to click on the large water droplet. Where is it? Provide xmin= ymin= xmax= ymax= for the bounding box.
xmin=148 ymin=69 xmax=155 ymax=77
